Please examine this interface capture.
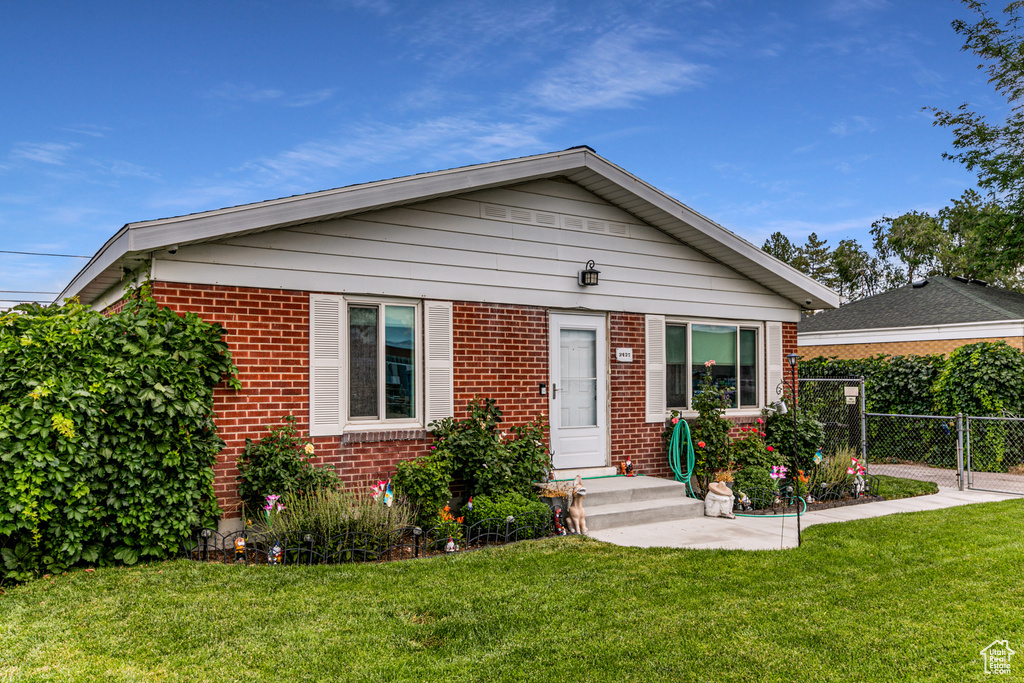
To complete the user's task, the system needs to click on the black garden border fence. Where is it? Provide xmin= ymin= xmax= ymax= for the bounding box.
xmin=733 ymin=475 xmax=881 ymax=515
xmin=182 ymin=511 xmax=556 ymax=566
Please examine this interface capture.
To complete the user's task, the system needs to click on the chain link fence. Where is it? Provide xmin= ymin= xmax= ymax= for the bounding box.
xmin=798 ymin=378 xmax=865 ymax=457
xmin=966 ymin=416 xmax=1024 ymax=494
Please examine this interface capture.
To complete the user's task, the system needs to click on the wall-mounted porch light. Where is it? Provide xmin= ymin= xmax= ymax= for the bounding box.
xmin=578 ymin=260 xmax=600 ymax=287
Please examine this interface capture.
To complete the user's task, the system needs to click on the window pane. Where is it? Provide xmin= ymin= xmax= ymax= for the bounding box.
xmin=666 ymin=324 xmax=687 ymax=409
xmin=691 ymin=324 xmax=737 ymax=409
xmin=384 ymin=306 xmax=416 ymax=419
xmin=349 ymin=306 xmax=378 ymax=419
xmin=739 ymin=328 xmax=757 ymax=407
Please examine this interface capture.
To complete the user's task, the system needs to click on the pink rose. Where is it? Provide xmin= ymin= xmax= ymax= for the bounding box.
xmin=697 ymin=441 xmax=706 ymax=448
xmin=756 ymin=418 xmax=764 ymax=425
xmin=767 ymin=446 xmax=774 ymax=452
xmin=672 ymin=417 xmax=679 ymax=424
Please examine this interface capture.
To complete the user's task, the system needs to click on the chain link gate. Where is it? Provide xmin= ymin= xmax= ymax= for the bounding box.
xmin=863 ymin=413 xmax=963 ymax=489
xmin=797 ymin=377 xmax=866 ymax=458
xmin=965 ymin=416 xmax=1024 ymax=495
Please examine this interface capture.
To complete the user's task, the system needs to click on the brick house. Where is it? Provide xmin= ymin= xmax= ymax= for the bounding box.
xmin=60 ymin=147 xmax=838 ymax=524
xmin=799 ymin=275 xmax=1024 ymax=359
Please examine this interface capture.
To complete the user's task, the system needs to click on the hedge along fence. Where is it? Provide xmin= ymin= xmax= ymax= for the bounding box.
xmin=800 ymin=341 xmax=1024 ymax=472
xmin=0 ymin=294 xmax=239 ymax=583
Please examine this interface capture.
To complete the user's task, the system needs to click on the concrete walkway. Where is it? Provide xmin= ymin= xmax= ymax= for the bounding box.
xmin=587 ymin=487 xmax=1021 ymax=551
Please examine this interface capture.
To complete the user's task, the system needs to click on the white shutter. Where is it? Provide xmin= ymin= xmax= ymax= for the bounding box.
xmin=766 ymin=321 xmax=784 ymax=405
xmin=645 ymin=314 xmax=666 ymax=423
xmin=423 ymin=300 xmax=454 ymax=428
xmin=309 ymin=295 xmax=344 ymax=436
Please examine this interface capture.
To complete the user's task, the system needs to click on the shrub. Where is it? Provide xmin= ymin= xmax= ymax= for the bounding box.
xmin=0 ymin=295 xmax=238 ymax=582
xmin=690 ymin=364 xmax=733 ymax=491
xmin=763 ymin=393 xmax=825 ymax=471
xmin=733 ymin=466 xmax=774 ymax=499
xmin=730 ymin=421 xmax=783 ymax=471
xmin=236 ymin=416 xmax=339 ymax=515
xmin=464 ymin=492 xmax=550 ymax=526
xmin=429 ymin=397 xmax=550 ymax=498
xmin=393 ymin=450 xmax=453 ymax=527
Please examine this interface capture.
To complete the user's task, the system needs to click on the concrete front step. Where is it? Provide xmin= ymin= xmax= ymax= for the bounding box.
xmin=553 ymin=475 xmax=705 ymax=532
xmin=585 ymin=497 xmax=705 ymax=531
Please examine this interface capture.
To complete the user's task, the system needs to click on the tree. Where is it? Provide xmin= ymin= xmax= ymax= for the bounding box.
xmin=929 ymin=0 xmax=1024 ymax=268
xmin=832 ymin=238 xmax=896 ymax=300
xmin=870 ymin=211 xmax=945 ymax=285
xmin=801 ymin=232 xmax=837 ymax=288
xmin=762 ymin=232 xmax=809 ymax=272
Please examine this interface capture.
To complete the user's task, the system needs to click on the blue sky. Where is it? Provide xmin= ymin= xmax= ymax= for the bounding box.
xmin=0 ymin=0 xmax=998 ymax=307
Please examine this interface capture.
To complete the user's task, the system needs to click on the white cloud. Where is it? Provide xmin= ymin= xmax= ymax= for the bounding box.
xmin=829 ymin=115 xmax=875 ymax=137
xmin=530 ymin=27 xmax=706 ymax=112
xmin=825 ymin=0 xmax=888 ymax=21
xmin=240 ymin=114 xmax=557 ymax=185
xmin=10 ymin=142 xmax=79 ymax=166
xmin=206 ymin=83 xmax=335 ymax=108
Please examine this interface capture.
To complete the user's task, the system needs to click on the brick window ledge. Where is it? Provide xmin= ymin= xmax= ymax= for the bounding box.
xmin=339 ymin=429 xmax=429 ymax=444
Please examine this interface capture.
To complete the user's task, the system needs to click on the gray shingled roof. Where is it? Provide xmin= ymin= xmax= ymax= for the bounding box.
xmin=798 ymin=276 xmax=1024 ymax=333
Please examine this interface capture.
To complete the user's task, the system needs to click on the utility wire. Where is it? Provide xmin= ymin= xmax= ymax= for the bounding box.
xmin=0 ymin=250 xmax=89 ymax=259
xmin=0 ymin=290 xmax=59 ymax=295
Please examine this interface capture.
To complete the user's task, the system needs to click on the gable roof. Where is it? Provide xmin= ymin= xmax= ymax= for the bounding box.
xmin=60 ymin=147 xmax=840 ymax=309
xmin=799 ymin=276 xmax=1024 ymax=333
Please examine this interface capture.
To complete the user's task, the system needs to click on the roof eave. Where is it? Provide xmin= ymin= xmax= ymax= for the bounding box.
xmin=62 ymin=147 xmax=840 ymax=310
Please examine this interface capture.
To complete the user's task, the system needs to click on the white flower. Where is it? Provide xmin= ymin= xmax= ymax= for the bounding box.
xmin=304 ymin=443 xmax=315 ymax=455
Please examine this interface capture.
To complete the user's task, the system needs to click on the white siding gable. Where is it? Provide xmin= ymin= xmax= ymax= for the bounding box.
xmin=155 ymin=178 xmax=802 ymax=322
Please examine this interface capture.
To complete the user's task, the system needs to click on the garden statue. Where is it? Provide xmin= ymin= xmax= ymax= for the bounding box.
xmin=854 ymin=474 xmax=866 ymax=497
xmin=234 ymin=536 xmax=246 ymax=563
xmin=553 ymin=507 xmax=566 ymax=535
xmin=466 ymin=496 xmax=473 ymax=513
xmin=736 ymin=491 xmax=752 ymax=512
xmin=445 ymin=536 xmax=458 ymax=553
xmin=704 ymin=481 xmax=735 ymax=519
xmin=565 ymin=475 xmax=588 ymax=534
xmin=270 ymin=542 xmax=282 ymax=565
xmin=625 ymin=457 xmax=634 ymax=476
xmin=620 ymin=460 xmax=627 ymax=475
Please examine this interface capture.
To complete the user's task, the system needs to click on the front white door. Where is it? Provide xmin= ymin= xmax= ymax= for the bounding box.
xmin=549 ymin=313 xmax=607 ymax=469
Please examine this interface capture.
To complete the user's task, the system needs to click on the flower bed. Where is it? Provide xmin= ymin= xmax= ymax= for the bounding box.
xmin=182 ymin=511 xmax=555 ymax=566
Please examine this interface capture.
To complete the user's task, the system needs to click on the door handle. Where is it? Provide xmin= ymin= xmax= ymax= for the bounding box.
xmin=551 ymin=383 xmax=557 ymax=399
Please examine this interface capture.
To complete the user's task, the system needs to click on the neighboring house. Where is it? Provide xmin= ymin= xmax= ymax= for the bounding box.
xmin=60 ymin=147 xmax=838 ymax=522
xmin=799 ymin=275 xmax=1024 ymax=359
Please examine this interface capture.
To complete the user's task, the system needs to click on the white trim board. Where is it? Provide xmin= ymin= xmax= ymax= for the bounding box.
xmin=799 ymin=319 xmax=1024 ymax=346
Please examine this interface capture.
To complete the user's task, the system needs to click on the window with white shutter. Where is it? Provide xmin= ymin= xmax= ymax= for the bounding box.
xmin=309 ymin=294 xmax=445 ymax=434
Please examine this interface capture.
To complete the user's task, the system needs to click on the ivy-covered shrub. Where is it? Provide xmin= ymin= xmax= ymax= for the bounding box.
xmin=799 ymin=353 xmax=944 ymax=415
xmin=0 ymin=296 xmax=238 ymax=582
xmin=429 ymin=397 xmax=550 ymax=498
xmin=934 ymin=341 xmax=1024 ymax=471
xmin=235 ymin=416 xmax=339 ymax=516
xmin=393 ymin=450 xmax=453 ymax=527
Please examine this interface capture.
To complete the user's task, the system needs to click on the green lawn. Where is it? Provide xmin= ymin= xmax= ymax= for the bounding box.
xmin=1 ymin=499 xmax=1022 ymax=682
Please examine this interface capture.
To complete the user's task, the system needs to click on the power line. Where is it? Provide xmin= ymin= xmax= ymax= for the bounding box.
xmin=0 ymin=290 xmax=59 ymax=295
xmin=0 ymin=250 xmax=89 ymax=259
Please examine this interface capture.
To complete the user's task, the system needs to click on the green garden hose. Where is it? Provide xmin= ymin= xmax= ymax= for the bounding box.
xmin=668 ymin=419 xmax=698 ymax=498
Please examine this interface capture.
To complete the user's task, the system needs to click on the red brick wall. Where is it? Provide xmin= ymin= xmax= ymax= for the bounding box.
xmin=609 ymin=313 xmax=671 ymax=478
xmin=147 ymin=281 xmax=800 ymax=517
xmin=452 ymin=302 xmax=549 ymax=426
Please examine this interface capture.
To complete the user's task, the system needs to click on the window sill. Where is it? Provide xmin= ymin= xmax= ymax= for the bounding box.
xmin=666 ymin=408 xmax=765 ymax=421
xmin=339 ymin=428 xmax=429 ymax=444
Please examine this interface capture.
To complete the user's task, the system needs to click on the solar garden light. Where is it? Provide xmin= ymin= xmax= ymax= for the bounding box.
xmin=787 ymin=352 xmax=801 ymax=547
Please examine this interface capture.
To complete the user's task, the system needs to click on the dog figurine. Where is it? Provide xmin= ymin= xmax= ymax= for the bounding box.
xmin=565 ymin=475 xmax=588 ymax=534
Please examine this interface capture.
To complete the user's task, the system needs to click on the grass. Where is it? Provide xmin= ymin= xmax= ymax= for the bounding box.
xmin=874 ymin=474 xmax=939 ymax=499
xmin=1 ymin=498 xmax=1022 ymax=682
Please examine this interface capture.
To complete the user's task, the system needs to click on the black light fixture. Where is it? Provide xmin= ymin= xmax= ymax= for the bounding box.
xmin=786 ymin=352 xmax=801 ymax=546
xmin=578 ymin=260 xmax=600 ymax=286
